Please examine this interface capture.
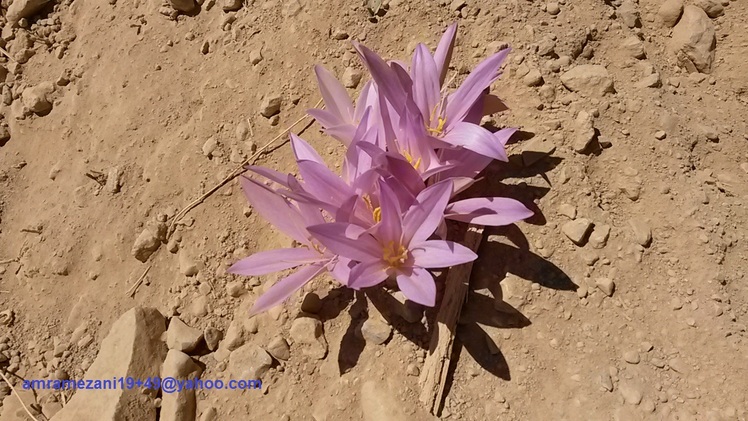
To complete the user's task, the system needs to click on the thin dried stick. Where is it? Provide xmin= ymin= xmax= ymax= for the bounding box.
xmin=0 ymin=371 xmax=38 ymax=421
xmin=126 ymin=264 xmax=151 ymax=298
xmin=419 ymin=224 xmax=484 ymax=416
xmin=0 ymin=258 xmax=18 ymax=265
xmin=126 ymin=99 xmax=323 ymax=297
xmin=167 ymin=98 xmax=323 ymax=236
xmin=0 ymin=46 xmax=18 ymax=64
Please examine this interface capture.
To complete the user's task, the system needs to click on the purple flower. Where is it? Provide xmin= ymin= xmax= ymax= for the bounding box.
xmin=307 ymin=180 xmax=478 ymax=306
xmin=227 ymin=176 xmax=353 ymax=315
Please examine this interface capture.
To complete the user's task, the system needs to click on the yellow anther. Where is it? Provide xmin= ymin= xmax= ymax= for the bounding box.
xmin=382 ymin=241 xmax=408 ymax=268
xmin=402 ymin=149 xmax=422 ymax=171
xmin=373 ymin=207 xmax=382 ymax=223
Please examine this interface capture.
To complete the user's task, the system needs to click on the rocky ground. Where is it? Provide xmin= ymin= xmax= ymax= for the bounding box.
xmin=0 ymin=0 xmax=747 ymax=419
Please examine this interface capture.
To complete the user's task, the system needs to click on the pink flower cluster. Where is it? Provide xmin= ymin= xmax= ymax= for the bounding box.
xmin=230 ymin=24 xmax=533 ymax=315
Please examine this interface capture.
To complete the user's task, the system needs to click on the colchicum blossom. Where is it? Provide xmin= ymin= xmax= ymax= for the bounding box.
xmin=308 ymin=180 xmax=477 ymax=306
xmin=229 ymin=23 xmax=534 ymax=314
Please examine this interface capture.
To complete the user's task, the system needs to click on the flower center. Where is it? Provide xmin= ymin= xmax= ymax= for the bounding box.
xmin=382 ymin=241 xmax=408 ymax=268
xmin=363 ymin=195 xmax=382 ymax=222
xmin=402 ymin=149 xmax=422 ymax=171
xmin=426 ymin=116 xmax=447 ymax=136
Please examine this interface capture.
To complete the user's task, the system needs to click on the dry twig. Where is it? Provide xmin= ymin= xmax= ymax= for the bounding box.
xmin=126 ymin=264 xmax=151 ymax=298
xmin=0 ymin=371 xmax=39 ymax=421
xmin=419 ymin=224 xmax=484 ymax=415
xmin=0 ymin=46 xmax=18 ymax=64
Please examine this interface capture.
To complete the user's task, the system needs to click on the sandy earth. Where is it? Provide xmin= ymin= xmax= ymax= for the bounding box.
xmin=1 ymin=0 xmax=747 ymax=419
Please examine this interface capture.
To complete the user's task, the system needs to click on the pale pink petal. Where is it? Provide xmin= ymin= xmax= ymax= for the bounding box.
xmin=396 ymin=267 xmax=436 ymax=307
xmin=314 ymin=65 xmax=354 ymax=122
xmin=290 ymin=133 xmax=326 ymax=164
xmin=410 ymin=240 xmax=478 ymax=268
xmin=443 ymin=122 xmax=508 ymax=161
xmin=403 ymin=180 xmax=453 ymax=244
xmin=445 ymin=197 xmax=534 ymax=226
xmin=445 ymin=48 xmax=510 ymax=125
xmin=307 ymin=223 xmax=381 ymax=262
xmin=434 ymin=23 xmax=458 ymax=85
xmin=228 ymin=248 xmax=322 ymax=276
xmin=248 ymin=264 xmax=326 ymax=316
xmin=348 ymin=259 xmax=389 ymax=289
xmin=239 ymin=176 xmax=310 ymax=244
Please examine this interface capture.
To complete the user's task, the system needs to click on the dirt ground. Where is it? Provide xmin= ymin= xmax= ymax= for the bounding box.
xmin=1 ymin=0 xmax=747 ymax=419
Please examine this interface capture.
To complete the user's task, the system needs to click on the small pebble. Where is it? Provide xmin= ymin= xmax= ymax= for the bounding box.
xmin=654 ymin=130 xmax=667 ymax=140
xmin=623 ymin=350 xmax=640 ymax=364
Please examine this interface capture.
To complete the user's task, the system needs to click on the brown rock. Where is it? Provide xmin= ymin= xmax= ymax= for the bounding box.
xmin=669 ymin=6 xmax=716 ymax=73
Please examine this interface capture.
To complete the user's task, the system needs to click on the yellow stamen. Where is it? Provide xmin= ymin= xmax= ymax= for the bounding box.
xmin=427 ymin=116 xmax=447 ymax=135
xmin=382 ymin=241 xmax=408 ymax=268
xmin=373 ymin=207 xmax=382 ymax=223
xmin=402 ymin=149 xmax=423 ymax=171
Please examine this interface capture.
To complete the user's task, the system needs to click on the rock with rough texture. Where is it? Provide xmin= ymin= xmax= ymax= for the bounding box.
xmin=562 ymin=219 xmax=593 ymax=246
xmin=658 ymin=0 xmax=683 ymax=27
xmin=300 ymin=292 xmax=322 ymax=313
xmin=222 ymin=0 xmax=242 ymax=11
xmin=695 ymin=0 xmax=723 ymax=18
xmin=560 ymin=65 xmax=614 ymax=96
xmin=342 ymin=67 xmax=363 ymax=88
xmin=619 ymin=382 xmax=643 ymax=405
xmin=260 ymin=94 xmax=282 ymax=117
xmin=596 ymin=277 xmax=616 ymax=296
xmin=360 ymin=319 xmax=392 ymax=345
xmin=523 ymin=69 xmax=544 ymax=87
xmin=589 ymin=224 xmax=611 ymax=249
xmin=266 ymin=336 xmax=290 ymax=361
xmin=166 ymin=318 xmax=203 ymax=353
xmin=629 ymin=219 xmax=652 ymax=247
xmin=669 ymin=6 xmax=716 ymax=73
xmin=170 ymin=0 xmax=196 ymax=12
xmin=52 ymin=307 xmax=167 ymax=421
xmin=228 ymin=344 xmax=272 ymax=379
xmin=203 ymin=327 xmax=222 ymax=351
xmin=617 ymin=0 xmax=641 ymax=28
xmin=160 ymin=350 xmax=202 ymax=421
xmin=622 ymin=36 xmax=646 ymax=59
xmin=22 ymin=82 xmax=54 ymax=115
xmin=289 ymin=316 xmax=327 ymax=359
xmin=131 ymin=221 xmax=167 ymax=262
xmin=6 ymin=0 xmax=49 ymax=25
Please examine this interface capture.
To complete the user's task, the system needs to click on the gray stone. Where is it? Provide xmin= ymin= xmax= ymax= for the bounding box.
xmin=266 ymin=336 xmax=290 ymax=361
xmin=360 ymin=319 xmax=392 ymax=345
xmin=546 ymin=2 xmax=560 ymax=15
xmin=658 ymin=0 xmax=684 ymax=26
xmin=629 ymin=219 xmax=652 ymax=247
xmin=289 ymin=316 xmax=327 ymax=359
xmin=600 ymin=372 xmax=614 ymax=392
xmin=638 ymin=72 xmax=661 ymax=88
xmin=222 ymin=0 xmax=242 ymax=11
xmin=561 ymin=65 xmax=614 ymax=96
xmin=166 ymin=318 xmax=203 ymax=353
xmin=249 ymin=49 xmax=263 ymax=65
xmin=260 ymin=94 xmax=282 ymax=117
xmin=596 ymin=277 xmax=616 ymax=296
xmin=562 ymin=218 xmax=593 ymax=246
xmin=221 ymin=319 xmax=247 ymax=351
xmin=558 ymin=203 xmax=577 ymax=219
xmin=160 ymin=350 xmax=202 ymax=421
xmin=131 ymin=222 xmax=166 ymax=262
xmin=225 ymin=281 xmax=245 ymax=298
xmin=228 ymin=344 xmax=272 ymax=379
xmin=52 ymin=308 xmax=166 ymax=421
xmin=669 ymin=6 xmax=716 ymax=73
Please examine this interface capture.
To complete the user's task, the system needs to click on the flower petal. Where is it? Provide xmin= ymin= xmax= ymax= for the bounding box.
xmin=307 ymin=222 xmax=381 ymax=262
xmin=374 ymin=179 xmax=403 ymax=244
xmin=239 ymin=176 xmax=310 ymax=244
xmin=403 ymin=180 xmax=453 ymax=244
xmin=290 ymin=133 xmax=325 ymax=164
xmin=353 ymin=41 xmax=407 ymax=107
xmin=410 ymin=240 xmax=477 ymax=268
xmin=348 ymin=259 xmax=389 ymax=289
xmin=411 ymin=43 xmax=440 ymax=121
xmin=434 ymin=23 xmax=458 ymax=85
xmin=396 ymin=267 xmax=436 ymax=307
xmin=445 ymin=48 xmax=510 ymax=125
xmin=228 ymin=248 xmax=322 ymax=276
xmin=445 ymin=197 xmax=534 ymax=226
xmin=314 ymin=64 xmax=354 ymax=122
xmin=443 ymin=122 xmax=508 ymax=161
xmin=248 ymin=264 xmax=326 ymax=316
